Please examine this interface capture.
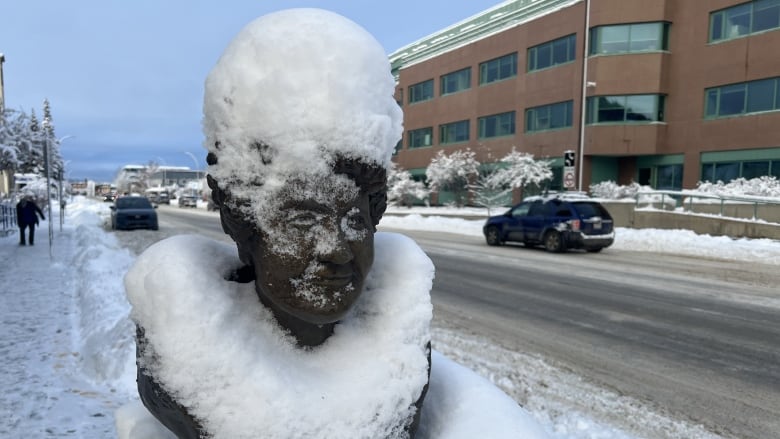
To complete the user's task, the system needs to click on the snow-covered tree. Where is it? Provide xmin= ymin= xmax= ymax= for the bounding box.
xmin=387 ymin=163 xmax=429 ymax=207
xmin=18 ymin=110 xmax=45 ymax=174
xmin=42 ymin=99 xmax=64 ymax=178
xmin=490 ymin=149 xmax=552 ymax=200
xmin=0 ymin=109 xmax=24 ymax=171
xmin=425 ymin=149 xmax=480 ymax=207
xmin=469 ymin=165 xmax=509 ymax=215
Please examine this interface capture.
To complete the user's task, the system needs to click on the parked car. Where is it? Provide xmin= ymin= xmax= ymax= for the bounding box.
xmin=178 ymin=192 xmax=199 ymax=208
xmin=110 ymin=196 xmax=158 ymax=230
xmin=155 ymin=191 xmax=171 ymax=205
xmin=483 ymin=195 xmax=614 ymax=252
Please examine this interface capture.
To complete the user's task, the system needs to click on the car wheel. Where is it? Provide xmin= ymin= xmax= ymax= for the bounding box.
xmin=543 ymin=231 xmax=564 ymax=253
xmin=485 ymin=226 xmax=502 ymax=246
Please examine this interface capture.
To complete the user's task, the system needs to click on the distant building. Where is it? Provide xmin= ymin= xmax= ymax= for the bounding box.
xmin=390 ymin=0 xmax=780 ymax=196
xmin=149 ymin=168 xmax=206 ymax=190
xmin=114 ymin=164 xmax=205 ymax=194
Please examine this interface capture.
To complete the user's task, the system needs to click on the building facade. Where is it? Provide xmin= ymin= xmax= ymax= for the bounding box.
xmin=390 ymin=0 xmax=780 ymax=194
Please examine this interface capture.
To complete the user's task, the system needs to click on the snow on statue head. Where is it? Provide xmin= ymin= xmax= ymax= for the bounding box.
xmin=203 ymin=8 xmax=402 ymax=342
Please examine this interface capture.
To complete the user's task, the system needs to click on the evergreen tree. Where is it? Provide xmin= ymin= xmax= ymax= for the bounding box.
xmin=42 ymin=98 xmax=64 ymax=177
xmin=19 ymin=110 xmax=45 ymax=174
xmin=0 ymin=109 xmax=22 ymax=171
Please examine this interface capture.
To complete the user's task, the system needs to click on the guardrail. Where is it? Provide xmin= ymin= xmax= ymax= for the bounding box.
xmin=634 ymin=190 xmax=780 ymax=223
xmin=0 ymin=201 xmax=17 ymax=236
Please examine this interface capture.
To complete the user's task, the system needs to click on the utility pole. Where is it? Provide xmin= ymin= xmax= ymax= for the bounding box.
xmin=0 ymin=53 xmax=5 ymax=113
xmin=42 ymin=117 xmax=53 ymax=260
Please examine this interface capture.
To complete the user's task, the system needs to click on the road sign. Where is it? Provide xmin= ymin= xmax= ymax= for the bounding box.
xmin=564 ymin=150 xmax=576 ymax=167
xmin=564 ymin=171 xmax=575 ymax=189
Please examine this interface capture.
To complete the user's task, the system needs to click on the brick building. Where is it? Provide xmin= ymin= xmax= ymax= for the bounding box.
xmin=390 ymin=0 xmax=780 ymax=197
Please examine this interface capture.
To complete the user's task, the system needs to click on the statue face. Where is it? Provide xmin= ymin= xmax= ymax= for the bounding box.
xmin=244 ymin=174 xmax=375 ymax=324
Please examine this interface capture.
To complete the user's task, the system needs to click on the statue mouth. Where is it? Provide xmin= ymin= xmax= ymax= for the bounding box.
xmin=313 ymin=274 xmax=354 ymax=288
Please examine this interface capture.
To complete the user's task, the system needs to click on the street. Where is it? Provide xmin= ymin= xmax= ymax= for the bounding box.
xmin=129 ymin=206 xmax=780 ymax=439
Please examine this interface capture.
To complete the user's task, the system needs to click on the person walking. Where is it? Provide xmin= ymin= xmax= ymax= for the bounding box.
xmin=16 ymin=194 xmax=45 ymax=246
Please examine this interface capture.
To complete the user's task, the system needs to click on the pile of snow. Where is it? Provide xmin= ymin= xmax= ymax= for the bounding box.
xmin=202 ymin=8 xmax=402 ymax=236
xmin=589 ymin=181 xmax=652 ymax=200
xmin=124 ymin=233 xmax=433 ymax=438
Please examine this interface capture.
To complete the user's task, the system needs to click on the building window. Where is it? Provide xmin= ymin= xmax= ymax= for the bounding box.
xmin=439 ymin=120 xmax=470 ymax=144
xmin=705 ymin=76 xmax=780 ymax=118
xmin=702 ymin=159 xmax=779 ymax=181
xmin=408 ymin=79 xmax=434 ymax=104
xmin=478 ymin=111 xmax=516 ymax=138
xmin=528 ymin=34 xmax=576 ymax=72
xmin=710 ymin=0 xmax=780 ymax=42
xmin=590 ymin=22 xmax=670 ymax=55
xmin=656 ymin=164 xmax=683 ymax=190
xmin=441 ymin=67 xmax=471 ymax=96
xmin=525 ymin=100 xmax=574 ymax=132
xmin=408 ymin=127 xmax=433 ymax=148
xmin=586 ymin=95 xmax=665 ymax=124
xmin=479 ymin=53 xmax=518 ymax=85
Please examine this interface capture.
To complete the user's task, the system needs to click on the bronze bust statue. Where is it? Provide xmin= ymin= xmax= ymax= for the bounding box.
xmin=129 ymin=8 xmax=431 ymax=439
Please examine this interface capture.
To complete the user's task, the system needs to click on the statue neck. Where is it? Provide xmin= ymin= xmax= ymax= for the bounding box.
xmin=256 ymin=293 xmax=335 ymax=347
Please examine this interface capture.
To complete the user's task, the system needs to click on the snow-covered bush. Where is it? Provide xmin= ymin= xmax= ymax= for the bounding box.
xmin=425 ymin=149 xmax=480 ymax=207
xmin=696 ymin=176 xmax=780 ymax=198
xmin=387 ymin=164 xmax=429 ymax=207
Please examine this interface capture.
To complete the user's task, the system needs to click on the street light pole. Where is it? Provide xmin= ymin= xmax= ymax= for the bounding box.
xmin=577 ymin=0 xmax=591 ymax=192
xmin=0 ymin=53 xmax=6 ymax=113
xmin=42 ymin=118 xmax=53 ymax=260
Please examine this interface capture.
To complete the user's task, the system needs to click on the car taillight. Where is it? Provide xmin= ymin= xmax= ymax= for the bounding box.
xmin=570 ymin=219 xmax=580 ymax=231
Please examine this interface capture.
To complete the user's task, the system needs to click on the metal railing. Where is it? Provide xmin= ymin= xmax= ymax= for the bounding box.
xmin=0 ymin=201 xmax=17 ymax=236
xmin=635 ymin=190 xmax=780 ymax=223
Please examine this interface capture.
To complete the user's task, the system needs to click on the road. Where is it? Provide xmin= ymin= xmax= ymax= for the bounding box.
xmin=144 ymin=206 xmax=780 ymax=439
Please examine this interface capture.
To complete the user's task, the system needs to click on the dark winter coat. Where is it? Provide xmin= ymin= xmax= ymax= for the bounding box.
xmin=16 ymin=199 xmax=45 ymax=227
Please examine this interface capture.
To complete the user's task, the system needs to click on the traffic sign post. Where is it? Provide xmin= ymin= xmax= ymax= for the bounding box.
xmin=563 ymin=150 xmax=576 ymax=189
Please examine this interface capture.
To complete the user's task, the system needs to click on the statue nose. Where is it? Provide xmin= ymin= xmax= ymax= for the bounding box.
xmin=318 ymin=230 xmax=354 ymax=265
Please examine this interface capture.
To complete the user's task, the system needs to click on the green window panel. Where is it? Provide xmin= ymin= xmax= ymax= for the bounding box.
xmin=527 ymin=34 xmax=576 ymax=72
xmin=710 ymin=0 xmax=780 ymax=42
xmin=439 ymin=120 xmax=470 ymax=144
xmin=408 ymin=127 xmax=433 ymax=149
xmin=478 ymin=111 xmax=516 ymax=139
xmin=440 ymin=67 xmax=471 ymax=96
xmin=525 ymin=100 xmax=573 ymax=132
xmin=586 ymin=95 xmax=665 ymax=124
xmin=479 ymin=52 xmax=518 ymax=85
xmin=590 ymin=22 xmax=670 ymax=55
xmin=408 ymin=79 xmax=434 ymax=104
xmin=704 ymin=76 xmax=780 ymax=118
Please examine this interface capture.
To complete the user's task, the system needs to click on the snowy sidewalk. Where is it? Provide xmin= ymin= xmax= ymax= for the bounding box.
xmin=0 ymin=207 xmax=137 ymax=438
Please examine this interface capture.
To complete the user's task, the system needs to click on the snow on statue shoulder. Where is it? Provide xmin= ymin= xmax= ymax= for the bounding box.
xmin=126 ymin=8 xmax=430 ymax=439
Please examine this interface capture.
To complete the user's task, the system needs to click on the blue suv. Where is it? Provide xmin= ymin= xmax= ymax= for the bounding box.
xmin=483 ymin=195 xmax=615 ymax=252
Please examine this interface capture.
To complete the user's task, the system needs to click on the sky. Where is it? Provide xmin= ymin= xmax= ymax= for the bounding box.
xmin=0 ymin=0 xmax=503 ymax=183
xmin=4 ymin=196 xmax=770 ymax=438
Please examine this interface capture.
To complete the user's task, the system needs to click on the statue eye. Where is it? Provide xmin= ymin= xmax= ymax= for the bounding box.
xmin=289 ymin=212 xmax=319 ymax=229
xmin=345 ymin=211 xmax=368 ymax=230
